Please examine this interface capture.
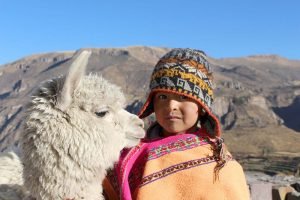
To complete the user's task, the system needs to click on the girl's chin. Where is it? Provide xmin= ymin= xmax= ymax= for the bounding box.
xmin=162 ymin=126 xmax=199 ymax=137
xmin=162 ymin=129 xmax=185 ymax=137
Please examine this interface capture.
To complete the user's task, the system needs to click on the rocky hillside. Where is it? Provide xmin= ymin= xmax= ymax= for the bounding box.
xmin=0 ymin=47 xmax=300 ymax=159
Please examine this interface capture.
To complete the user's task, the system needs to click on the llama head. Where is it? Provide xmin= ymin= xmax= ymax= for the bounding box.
xmin=25 ymin=50 xmax=145 ymax=171
xmin=57 ymin=50 xmax=145 ymax=150
xmin=60 ymin=50 xmax=145 ymax=163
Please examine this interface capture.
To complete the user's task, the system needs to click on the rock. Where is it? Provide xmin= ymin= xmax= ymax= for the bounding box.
xmin=291 ymin=183 xmax=300 ymax=192
xmin=272 ymin=185 xmax=295 ymax=200
xmin=126 ymin=100 xmax=144 ymax=114
xmin=295 ymin=164 xmax=300 ymax=177
xmin=212 ymin=97 xmax=230 ymax=117
xmin=249 ymin=96 xmax=268 ymax=110
xmin=286 ymin=191 xmax=300 ymax=200
xmin=249 ymin=182 xmax=272 ymax=200
xmin=12 ymin=80 xmax=22 ymax=93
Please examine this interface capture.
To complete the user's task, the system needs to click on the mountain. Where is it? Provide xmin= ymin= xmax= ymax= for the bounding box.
xmin=1 ymin=47 xmax=300 ymax=163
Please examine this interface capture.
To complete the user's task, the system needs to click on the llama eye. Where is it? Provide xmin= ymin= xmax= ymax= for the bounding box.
xmin=95 ymin=110 xmax=109 ymax=117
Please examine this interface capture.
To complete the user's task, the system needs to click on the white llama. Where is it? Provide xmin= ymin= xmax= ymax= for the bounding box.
xmin=0 ymin=151 xmax=29 ymax=200
xmin=20 ymin=50 xmax=145 ymax=200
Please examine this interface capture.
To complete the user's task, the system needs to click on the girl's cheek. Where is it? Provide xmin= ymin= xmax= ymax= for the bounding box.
xmin=186 ymin=106 xmax=198 ymax=113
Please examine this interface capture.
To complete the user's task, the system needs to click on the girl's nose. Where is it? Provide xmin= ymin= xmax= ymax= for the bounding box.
xmin=167 ymin=99 xmax=179 ymax=111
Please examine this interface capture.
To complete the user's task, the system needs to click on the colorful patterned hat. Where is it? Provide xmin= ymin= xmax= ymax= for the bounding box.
xmin=138 ymin=48 xmax=221 ymax=138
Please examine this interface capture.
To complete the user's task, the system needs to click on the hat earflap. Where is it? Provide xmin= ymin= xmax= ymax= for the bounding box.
xmin=200 ymin=114 xmax=217 ymax=138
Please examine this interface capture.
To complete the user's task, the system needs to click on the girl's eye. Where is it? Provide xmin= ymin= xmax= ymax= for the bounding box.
xmin=95 ymin=110 xmax=109 ymax=117
xmin=180 ymin=95 xmax=188 ymax=100
xmin=158 ymin=94 xmax=167 ymax=99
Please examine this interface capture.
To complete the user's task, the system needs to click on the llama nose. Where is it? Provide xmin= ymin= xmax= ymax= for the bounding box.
xmin=135 ymin=117 xmax=144 ymax=129
xmin=138 ymin=119 xmax=144 ymax=129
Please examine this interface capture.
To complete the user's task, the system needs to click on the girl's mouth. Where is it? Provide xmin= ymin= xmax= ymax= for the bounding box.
xmin=166 ymin=115 xmax=181 ymax=120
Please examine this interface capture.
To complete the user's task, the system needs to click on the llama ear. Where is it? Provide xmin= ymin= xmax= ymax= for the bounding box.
xmin=57 ymin=50 xmax=92 ymax=111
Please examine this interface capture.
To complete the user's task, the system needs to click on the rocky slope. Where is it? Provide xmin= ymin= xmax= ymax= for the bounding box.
xmin=0 ymin=47 xmax=299 ymax=165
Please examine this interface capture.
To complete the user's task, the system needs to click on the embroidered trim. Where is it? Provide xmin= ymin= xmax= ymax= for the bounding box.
xmin=120 ymin=143 xmax=145 ymax=199
xmin=140 ymin=155 xmax=219 ymax=187
xmin=147 ymin=136 xmax=209 ymax=160
xmin=120 ymin=145 xmax=141 ymax=184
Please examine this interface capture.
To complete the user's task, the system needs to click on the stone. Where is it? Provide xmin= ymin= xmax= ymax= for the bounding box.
xmin=291 ymin=183 xmax=300 ymax=192
xmin=286 ymin=191 xmax=300 ymax=200
xmin=250 ymin=182 xmax=272 ymax=200
xmin=272 ymin=186 xmax=295 ymax=200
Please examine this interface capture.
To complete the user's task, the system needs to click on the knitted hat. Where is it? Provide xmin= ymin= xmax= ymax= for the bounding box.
xmin=138 ymin=48 xmax=221 ymax=138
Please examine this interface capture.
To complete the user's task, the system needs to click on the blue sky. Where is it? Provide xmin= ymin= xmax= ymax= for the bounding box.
xmin=0 ymin=0 xmax=299 ymax=65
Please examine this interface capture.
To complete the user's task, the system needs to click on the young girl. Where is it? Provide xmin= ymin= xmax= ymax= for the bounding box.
xmin=103 ymin=48 xmax=250 ymax=200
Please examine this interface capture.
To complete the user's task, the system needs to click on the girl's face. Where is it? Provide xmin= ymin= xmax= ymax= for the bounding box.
xmin=153 ymin=92 xmax=199 ymax=137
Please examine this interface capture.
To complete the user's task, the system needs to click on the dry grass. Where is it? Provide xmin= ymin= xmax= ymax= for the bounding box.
xmin=223 ymin=126 xmax=300 ymax=156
